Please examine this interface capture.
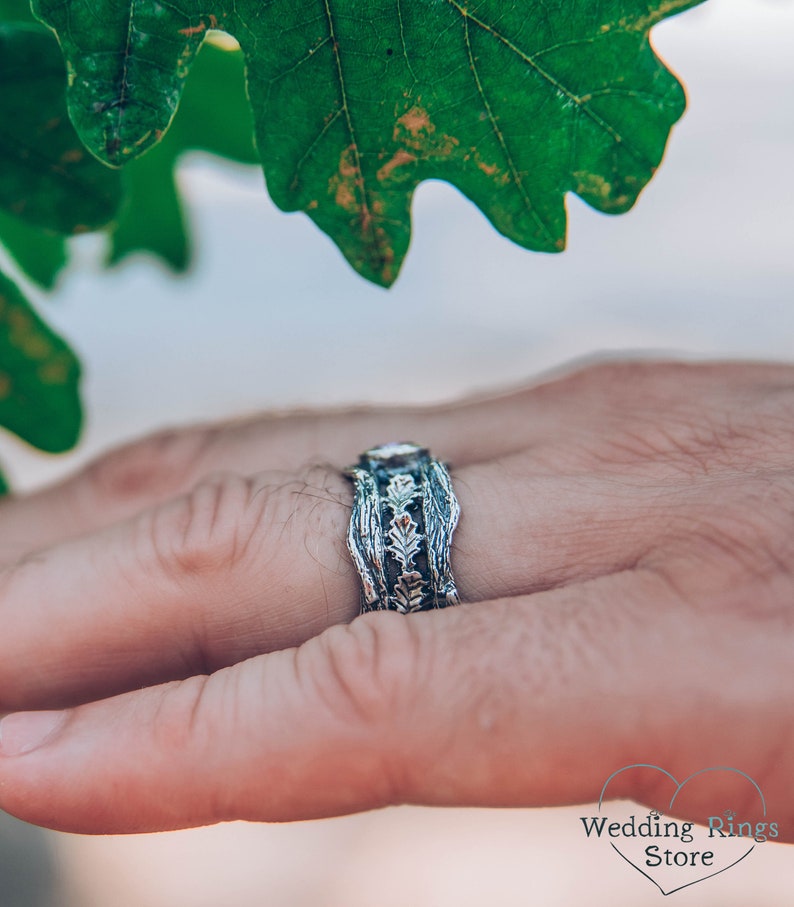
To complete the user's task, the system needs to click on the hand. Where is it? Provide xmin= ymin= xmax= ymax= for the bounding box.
xmin=0 ymin=359 xmax=792 ymax=837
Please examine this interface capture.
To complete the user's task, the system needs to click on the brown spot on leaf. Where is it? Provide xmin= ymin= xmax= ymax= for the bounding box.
xmin=371 ymin=228 xmax=395 ymax=284
xmin=179 ymin=21 xmax=207 ymax=36
xmin=620 ymin=0 xmax=692 ymax=32
xmin=359 ymin=207 xmax=373 ymax=237
xmin=574 ymin=171 xmax=612 ymax=199
xmin=38 ymin=357 xmax=70 ymax=385
xmin=472 ymin=153 xmax=509 ymax=186
xmin=573 ymin=171 xmax=630 ymax=208
xmin=22 ymin=336 xmax=52 ymax=360
xmin=329 ymin=145 xmax=360 ymax=213
xmin=397 ymin=105 xmax=432 ymax=139
xmin=339 ymin=146 xmax=357 ymax=178
xmin=8 ymin=307 xmax=31 ymax=335
xmin=393 ymin=104 xmax=459 ymax=159
xmin=5 ymin=311 xmax=52 ymax=362
xmin=0 ymin=373 xmax=10 ymax=400
xmin=60 ymin=148 xmax=84 ymax=164
xmin=336 ymin=183 xmax=355 ymax=211
xmin=328 ymin=147 xmax=396 ymax=284
xmin=377 ymin=149 xmax=416 ymax=182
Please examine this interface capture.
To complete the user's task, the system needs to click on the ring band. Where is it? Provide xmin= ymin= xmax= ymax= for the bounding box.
xmin=345 ymin=443 xmax=460 ymax=614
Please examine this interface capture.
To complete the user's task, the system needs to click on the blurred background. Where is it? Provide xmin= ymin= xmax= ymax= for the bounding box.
xmin=0 ymin=0 xmax=792 ymax=903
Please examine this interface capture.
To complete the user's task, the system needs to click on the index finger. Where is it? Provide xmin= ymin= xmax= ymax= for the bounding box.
xmin=0 ymin=568 xmax=787 ymax=836
xmin=3 ymin=358 xmax=788 ymax=560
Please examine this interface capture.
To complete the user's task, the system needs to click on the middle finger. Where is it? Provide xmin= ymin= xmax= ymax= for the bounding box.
xmin=0 ymin=443 xmax=773 ymax=711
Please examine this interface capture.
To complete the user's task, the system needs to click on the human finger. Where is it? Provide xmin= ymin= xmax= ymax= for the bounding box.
xmin=1 ymin=567 xmax=789 ymax=836
xmin=0 ymin=434 xmax=736 ymax=713
xmin=5 ymin=412 xmax=794 ymax=715
xmin=2 ymin=358 xmax=790 ymax=560
xmin=0 ymin=391 xmax=542 ymax=562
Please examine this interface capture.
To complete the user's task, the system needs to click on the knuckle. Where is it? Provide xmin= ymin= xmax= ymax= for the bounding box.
xmin=552 ymin=361 xmax=794 ymax=477
xmin=601 ymin=414 xmax=744 ymax=474
xmin=149 ymin=674 xmax=214 ymax=757
xmin=305 ymin=614 xmax=421 ymax=730
xmin=146 ymin=673 xmax=237 ymax=822
xmin=135 ymin=462 xmax=352 ymax=602
xmin=143 ymin=472 xmax=266 ymax=580
xmin=586 ymin=384 xmax=794 ymax=476
xmin=299 ymin=613 xmax=426 ymax=805
xmin=656 ymin=472 xmax=794 ymax=612
xmin=81 ymin=426 xmax=218 ymax=505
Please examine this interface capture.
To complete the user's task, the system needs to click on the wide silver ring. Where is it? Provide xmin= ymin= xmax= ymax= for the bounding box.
xmin=344 ymin=443 xmax=460 ymax=614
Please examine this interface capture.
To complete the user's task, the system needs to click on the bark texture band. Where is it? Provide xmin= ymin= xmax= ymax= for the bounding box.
xmin=345 ymin=443 xmax=460 ymax=614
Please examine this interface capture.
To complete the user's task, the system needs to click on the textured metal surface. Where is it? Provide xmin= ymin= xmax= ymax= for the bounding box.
xmin=345 ymin=443 xmax=460 ymax=614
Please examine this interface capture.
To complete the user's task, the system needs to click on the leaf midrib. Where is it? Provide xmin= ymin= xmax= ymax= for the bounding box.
xmin=321 ymin=0 xmax=388 ymax=261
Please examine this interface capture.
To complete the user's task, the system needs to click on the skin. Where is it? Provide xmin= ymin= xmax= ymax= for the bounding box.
xmin=0 ymin=359 xmax=792 ymax=837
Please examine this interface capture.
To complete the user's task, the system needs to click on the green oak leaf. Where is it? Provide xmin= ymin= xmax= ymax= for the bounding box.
xmin=34 ymin=0 xmax=704 ymax=286
xmin=108 ymin=39 xmax=258 ymax=271
xmin=0 ymin=23 xmax=123 ymax=235
xmin=0 ymin=210 xmax=67 ymax=290
xmin=0 ymin=0 xmax=36 ymax=23
xmin=0 ymin=269 xmax=82 ymax=452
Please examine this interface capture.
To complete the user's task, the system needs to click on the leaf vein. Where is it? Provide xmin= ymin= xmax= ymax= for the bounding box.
xmin=446 ymin=0 xmax=652 ymax=169
xmin=460 ymin=10 xmax=555 ymax=247
xmin=113 ymin=0 xmax=137 ymax=157
xmin=321 ymin=0 xmax=387 ymax=266
xmin=272 ymin=35 xmax=332 ymax=83
xmin=290 ymin=106 xmax=343 ymax=190
xmin=395 ymin=0 xmax=418 ymax=87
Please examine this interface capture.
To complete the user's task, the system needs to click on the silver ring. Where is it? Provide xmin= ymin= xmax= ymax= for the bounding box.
xmin=345 ymin=443 xmax=460 ymax=614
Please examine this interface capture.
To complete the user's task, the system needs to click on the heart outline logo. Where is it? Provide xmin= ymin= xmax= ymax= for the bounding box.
xmin=597 ymin=764 xmax=767 ymax=896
